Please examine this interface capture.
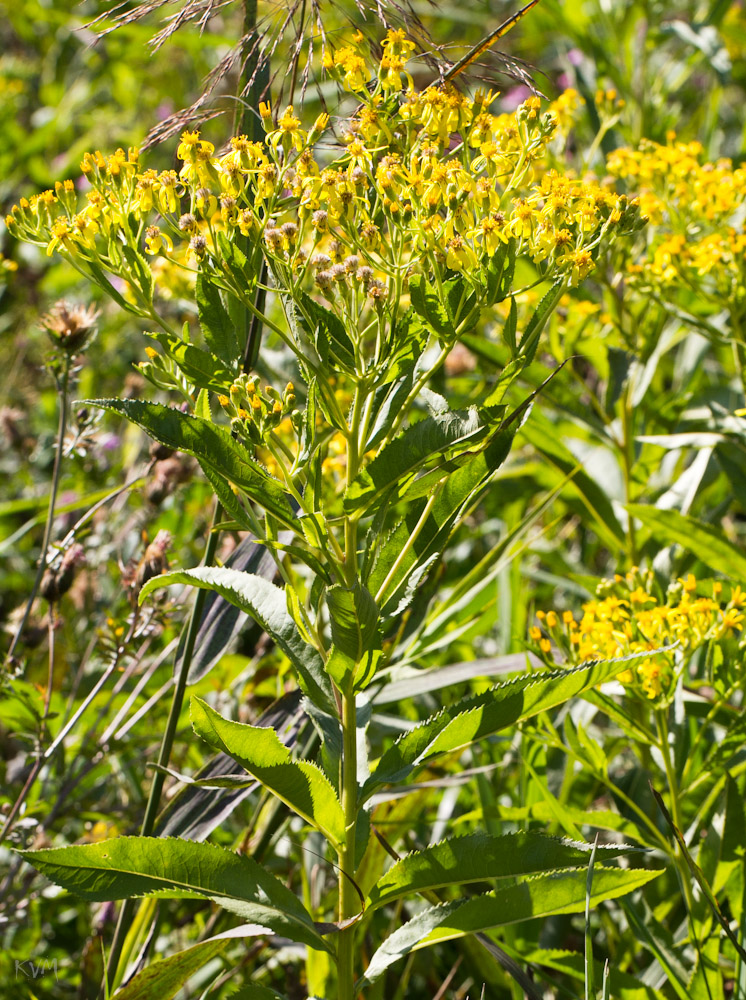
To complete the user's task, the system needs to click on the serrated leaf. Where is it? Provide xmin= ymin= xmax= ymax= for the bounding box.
xmin=113 ymin=925 xmax=276 ymax=1000
xmin=362 ymin=653 xmax=663 ymax=800
xmin=296 ymin=291 xmax=355 ymax=371
xmin=626 ymin=504 xmax=746 ymax=579
xmin=149 ymin=330 xmax=234 ymax=393
xmin=17 ymin=837 xmax=327 ymax=952
xmin=362 ymin=866 xmax=662 ymax=983
xmin=196 ymin=270 xmax=239 ymax=364
xmin=192 ymin=698 xmax=345 ymax=848
xmin=367 ymin=831 xmax=644 ymax=910
xmin=140 ymin=568 xmax=334 ymax=713
xmin=408 ymin=274 xmax=452 ymax=336
xmin=345 ymin=407 xmax=486 ymax=514
xmin=175 ymin=534 xmax=279 ymax=684
xmin=327 ymin=583 xmax=380 ymax=667
xmin=83 ymin=399 xmax=297 ymax=530
xmin=518 ymin=277 xmax=566 ymax=363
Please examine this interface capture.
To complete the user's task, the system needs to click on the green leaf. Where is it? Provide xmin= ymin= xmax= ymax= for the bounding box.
xmin=626 ymin=504 xmax=746 ymax=579
xmin=196 ymin=270 xmax=239 ymax=364
xmin=408 ymin=274 xmax=452 ymax=336
xmin=226 ymin=988 xmax=291 ymax=1000
xmin=17 ymin=837 xmax=328 ymax=952
xmin=345 ymin=406 xmax=486 ymax=514
xmin=368 ymin=430 xmax=515 ymax=615
xmin=518 ymin=278 xmax=566 ymax=363
xmin=140 ymin=568 xmax=334 ymax=713
xmin=297 ymin=290 xmax=355 ymax=371
xmin=362 ymin=653 xmax=659 ymax=800
xmin=383 ymin=308 xmax=430 ymax=384
xmin=122 ymin=244 xmax=154 ymax=304
xmin=521 ymin=414 xmax=625 ymax=552
xmin=110 ymin=926 xmax=278 ymax=1000
xmin=503 ymin=295 xmax=518 ymax=352
xmin=362 ymin=866 xmax=662 ymax=983
xmin=518 ymin=947 xmax=661 ymax=1000
xmin=327 ymin=583 xmax=380 ymax=664
xmin=149 ymin=330 xmax=235 ymax=393
xmin=82 ymin=399 xmax=297 ymax=531
xmin=192 ymin=697 xmax=346 ymax=848
xmin=200 ymin=462 xmax=256 ymax=532
xmin=366 ymin=832 xmax=644 ymax=910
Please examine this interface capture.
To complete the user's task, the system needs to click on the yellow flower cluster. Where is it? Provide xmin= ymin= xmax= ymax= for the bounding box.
xmin=532 ymin=569 xmax=745 ymax=700
xmin=6 ymin=31 xmax=640 ymax=320
xmin=607 ymin=135 xmax=746 ymax=301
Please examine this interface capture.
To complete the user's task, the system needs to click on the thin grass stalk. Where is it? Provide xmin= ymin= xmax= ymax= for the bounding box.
xmin=103 ymin=501 xmax=222 ymax=994
xmin=5 ymin=354 xmax=70 ymax=667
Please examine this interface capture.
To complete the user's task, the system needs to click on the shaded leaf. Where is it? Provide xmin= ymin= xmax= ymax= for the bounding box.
xmin=362 ymin=866 xmax=662 ymax=983
xmin=192 ymin=698 xmax=345 ymax=848
xmin=367 ymin=831 xmax=644 ymax=910
xmin=140 ymin=568 xmax=334 ymax=713
xmin=83 ymin=399 xmax=297 ymax=530
xmin=626 ymin=504 xmax=746 ymax=579
xmin=362 ymin=652 xmax=664 ymax=800
xmin=196 ymin=270 xmax=239 ymax=364
xmin=114 ymin=925 xmax=275 ymax=1000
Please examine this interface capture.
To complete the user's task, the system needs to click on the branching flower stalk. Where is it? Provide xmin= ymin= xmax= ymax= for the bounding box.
xmin=10 ymin=28 xmax=657 ymax=999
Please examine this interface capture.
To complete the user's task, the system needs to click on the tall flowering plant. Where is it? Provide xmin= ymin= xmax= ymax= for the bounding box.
xmin=9 ymin=30 xmax=657 ymax=999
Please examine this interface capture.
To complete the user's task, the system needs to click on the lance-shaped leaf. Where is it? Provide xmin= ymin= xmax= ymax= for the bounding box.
xmin=192 ymin=698 xmax=346 ymax=849
xmin=517 ymin=277 xmax=566 ymax=363
xmin=362 ymin=653 xmax=661 ymax=801
xmin=17 ymin=837 xmax=329 ymax=953
xmin=83 ymin=399 xmax=297 ymax=531
xmin=626 ymin=503 xmax=746 ymax=579
xmin=520 ymin=413 xmax=625 ymax=553
xmin=149 ymin=330 xmax=235 ymax=393
xmin=368 ymin=431 xmax=515 ymax=615
xmin=327 ymin=583 xmax=380 ymax=663
xmin=140 ymin=568 xmax=334 ymax=714
xmin=361 ymin=865 xmax=662 ymax=984
xmin=366 ymin=832 xmax=644 ymax=910
xmin=345 ymin=406 xmax=487 ymax=514
xmin=110 ymin=925 xmax=275 ymax=1000
xmin=196 ymin=270 xmax=239 ymax=364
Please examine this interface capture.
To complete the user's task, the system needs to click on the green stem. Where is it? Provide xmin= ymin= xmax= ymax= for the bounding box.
xmin=620 ymin=380 xmax=637 ymax=568
xmin=6 ymin=355 xmax=70 ymax=667
xmin=656 ymin=709 xmax=697 ymax=916
xmin=103 ymin=501 xmax=222 ymax=995
xmin=337 ymin=689 xmax=359 ymax=1000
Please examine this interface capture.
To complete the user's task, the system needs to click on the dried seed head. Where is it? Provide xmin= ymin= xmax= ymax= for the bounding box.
xmin=40 ymin=301 xmax=99 ymax=353
xmin=315 ymin=269 xmax=334 ymax=290
xmin=40 ymin=543 xmax=86 ymax=603
xmin=178 ymin=213 xmax=197 ymax=233
xmin=134 ymin=530 xmax=171 ymax=592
